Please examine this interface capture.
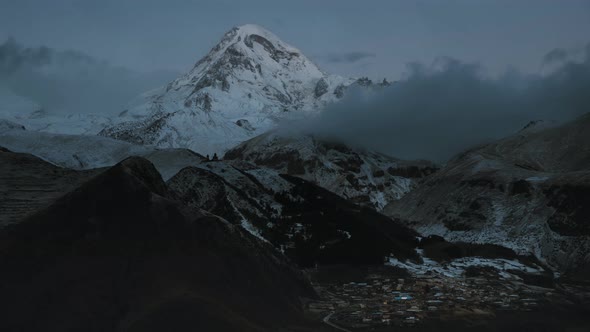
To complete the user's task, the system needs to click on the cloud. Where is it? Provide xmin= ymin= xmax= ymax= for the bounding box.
xmin=295 ymin=44 xmax=590 ymax=162
xmin=320 ymin=51 xmax=376 ymax=63
xmin=543 ymin=48 xmax=568 ymax=65
xmin=0 ymin=38 xmax=178 ymax=115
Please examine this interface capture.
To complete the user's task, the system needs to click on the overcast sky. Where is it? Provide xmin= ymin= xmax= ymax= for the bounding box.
xmin=1 ymin=0 xmax=589 ymax=80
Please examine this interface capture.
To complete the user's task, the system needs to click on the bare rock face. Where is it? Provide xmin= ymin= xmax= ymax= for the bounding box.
xmin=384 ymin=114 xmax=590 ymax=278
xmin=544 ymin=181 xmax=590 ymax=236
xmin=314 ymin=77 xmax=329 ymax=98
xmin=99 ymin=24 xmax=353 ymax=156
xmin=334 ymin=84 xmax=346 ymax=98
xmin=235 ymin=119 xmax=255 ymax=131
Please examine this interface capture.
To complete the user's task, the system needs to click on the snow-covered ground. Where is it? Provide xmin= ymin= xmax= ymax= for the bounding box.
xmin=384 ymin=114 xmax=590 ymax=275
xmin=0 ymin=123 xmax=151 ymax=169
xmin=225 ymin=130 xmax=436 ymax=210
xmin=388 ymin=249 xmax=547 ymax=280
xmin=0 ymin=88 xmax=112 ymax=135
xmin=0 ymin=122 xmax=203 ymax=180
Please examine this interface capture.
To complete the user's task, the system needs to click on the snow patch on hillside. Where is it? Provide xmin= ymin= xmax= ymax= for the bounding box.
xmin=388 ymin=249 xmax=547 ymax=280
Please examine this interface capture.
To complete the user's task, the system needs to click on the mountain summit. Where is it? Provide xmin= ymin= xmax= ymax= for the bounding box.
xmin=100 ymin=24 xmax=353 ymax=155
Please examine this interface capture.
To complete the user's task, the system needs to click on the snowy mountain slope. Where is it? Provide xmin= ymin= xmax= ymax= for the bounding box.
xmin=20 ymin=112 xmax=112 ymax=135
xmin=0 ymin=134 xmax=422 ymax=267
xmin=0 ymin=88 xmax=111 ymax=135
xmin=0 ymin=123 xmax=152 ymax=169
xmin=167 ymin=160 xmax=422 ymax=267
xmin=0 ymin=121 xmax=204 ymax=179
xmin=167 ymin=162 xmax=287 ymax=241
xmin=224 ymin=130 xmax=438 ymax=210
xmin=99 ymin=24 xmax=354 ymax=155
xmin=167 ymin=158 xmax=554 ymax=275
xmin=384 ymin=114 xmax=590 ymax=278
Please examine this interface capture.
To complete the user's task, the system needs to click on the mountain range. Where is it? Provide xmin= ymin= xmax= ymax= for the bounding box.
xmin=1 ymin=23 xmax=589 ymax=331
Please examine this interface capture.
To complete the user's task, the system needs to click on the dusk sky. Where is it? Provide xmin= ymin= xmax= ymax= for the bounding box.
xmin=1 ymin=0 xmax=589 ymax=80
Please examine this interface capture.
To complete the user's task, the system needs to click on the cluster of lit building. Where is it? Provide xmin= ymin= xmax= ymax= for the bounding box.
xmin=307 ymin=269 xmax=553 ymax=329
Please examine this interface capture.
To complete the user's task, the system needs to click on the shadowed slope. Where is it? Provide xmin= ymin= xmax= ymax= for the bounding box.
xmin=0 ymin=147 xmax=101 ymax=227
xmin=0 ymin=157 xmax=314 ymax=332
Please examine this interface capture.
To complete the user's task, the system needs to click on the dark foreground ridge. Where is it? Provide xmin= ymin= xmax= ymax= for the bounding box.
xmin=0 ymin=149 xmax=589 ymax=332
xmin=0 ymin=157 xmax=315 ymax=332
xmin=0 ymin=147 xmax=100 ymax=227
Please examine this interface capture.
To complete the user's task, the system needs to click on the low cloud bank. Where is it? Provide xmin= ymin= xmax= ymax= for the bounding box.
xmin=0 ymin=38 xmax=178 ymax=115
xmin=301 ymin=45 xmax=590 ymax=162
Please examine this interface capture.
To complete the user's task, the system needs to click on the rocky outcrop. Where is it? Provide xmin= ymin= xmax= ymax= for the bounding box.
xmin=314 ymin=78 xmax=329 ymax=98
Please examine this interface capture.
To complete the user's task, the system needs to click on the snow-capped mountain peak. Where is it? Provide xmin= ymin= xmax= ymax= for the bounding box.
xmin=99 ymin=24 xmax=353 ymax=156
xmin=165 ymin=23 xmax=331 ymax=111
xmin=186 ymin=23 xmax=312 ymax=78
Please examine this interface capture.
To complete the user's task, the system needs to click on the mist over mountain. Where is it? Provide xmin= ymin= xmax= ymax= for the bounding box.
xmin=300 ymin=45 xmax=590 ymax=162
xmin=0 ymin=38 xmax=179 ymax=115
